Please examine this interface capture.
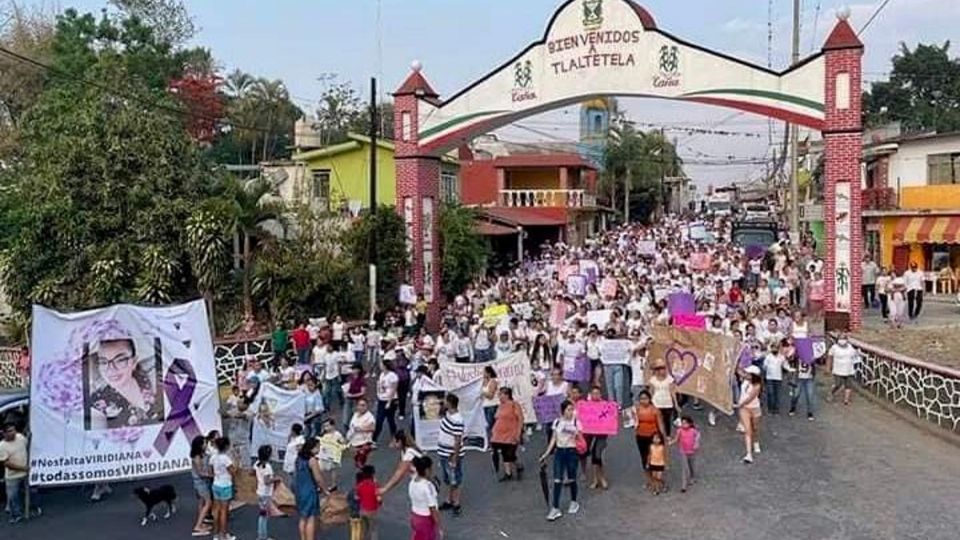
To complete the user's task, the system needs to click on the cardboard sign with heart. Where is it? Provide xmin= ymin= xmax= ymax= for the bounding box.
xmin=665 ymin=347 xmax=699 ymax=386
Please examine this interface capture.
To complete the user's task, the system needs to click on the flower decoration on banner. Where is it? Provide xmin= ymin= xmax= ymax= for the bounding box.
xmin=68 ymin=318 xmax=133 ymax=357
xmin=37 ymin=355 xmax=83 ymax=416
xmin=103 ymin=426 xmax=145 ymax=446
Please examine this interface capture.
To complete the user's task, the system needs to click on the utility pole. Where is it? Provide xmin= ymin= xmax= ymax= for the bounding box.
xmin=789 ymin=0 xmax=801 ymax=237
xmin=368 ymin=77 xmax=378 ymax=323
xmin=624 ymin=168 xmax=631 ymax=224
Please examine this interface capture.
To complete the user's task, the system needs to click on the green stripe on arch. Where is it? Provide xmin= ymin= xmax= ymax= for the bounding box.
xmin=419 ymin=110 xmax=507 ymax=139
xmin=682 ymin=89 xmax=824 ymax=112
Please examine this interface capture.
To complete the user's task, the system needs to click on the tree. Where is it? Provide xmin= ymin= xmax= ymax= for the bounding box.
xmin=108 ymin=0 xmax=196 ymax=46
xmin=186 ymin=205 xmax=231 ymax=333
xmin=864 ymin=42 xmax=960 ymax=133
xmin=602 ymin=125 xmax=683 ymax=223
xmin=341 ymin=206 xmax=408 ymax=312
xmin=0 ymin=7 xmax=214 ymax=316
xmin=169 ymin=71 xmax=223 ymax=143
xmin=315 ymin=81 xmax=365 ymax=145
xmin=439 ymin=204 xmax=488 ymax=299
xmin=218 ymin=71 xmax=301 ymax=164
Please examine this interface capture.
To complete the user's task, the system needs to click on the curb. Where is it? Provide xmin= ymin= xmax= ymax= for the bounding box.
xmin=853 ymin=384 xmax=960 ymax=449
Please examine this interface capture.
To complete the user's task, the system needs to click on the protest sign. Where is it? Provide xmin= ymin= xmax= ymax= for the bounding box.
xmin=668 ymin=292 xmax=696 ymax=316
xmin=566 ymin=274 xmax=587 ymax=296
xmin=599 ymin=339 xmax=632 ymax=365
xmin=29 ymin=300 xmax=221 ymax=486
xmin=482 ymin=304 xmax=509 ymax=326
xmin=647 ymin=327 xmax=739 ymax=415
xmin=600 ymin=277 xmax=618 ymax=299
xmin=413 ymin=377 xmax=487 ymax=452
xmin=673 ymin=313 xmax=706 ymax=330
xmin=512 ymin=302 xmax=534 ymax=320
xmin=689 ymin=223 xmax=708 ymax=241
xmin=439 ymin=351 xmax=535 ymax=422
xmin=575 ymin=400 xmax=619 ymax=435
xmin=579 ymin=260 xmax=600 ymax=285
xmin=251 ymin=383 xmax=306 ymax=459
xmin=558 ymin=264 xmax=579 ymax=282
xmin=637 ymin=240 xmax=657 ymax=256
xmin=399 ymin=284 xmax=416 ymax=305
xmin=563 ymin=354 xmax=591 ymax=383
xmin=690 ymin=253 xmax=713 ymax=271
xmin=549 ymin=300 xmax=568 ymax=328
xmin=533 ymin=393 xmax=564 ymax=424
xmin=586 ymin=309 xmax=613 ymax=329
xmin=794 ymin=337 xmax=827 ymax=365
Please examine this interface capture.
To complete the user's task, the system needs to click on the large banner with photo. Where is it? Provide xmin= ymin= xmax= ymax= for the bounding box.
xmin=29 ymin=300 xmax=221 ymax=486
xmin=439 ymin=351 xmax=535 ymax=422
xmin=646 ymin=327 xmax=739 ymax=415
xmin=251 ymin=383 xmax=306 ymax=463
xmin=413 ymin=377 xmax=487 ymax=452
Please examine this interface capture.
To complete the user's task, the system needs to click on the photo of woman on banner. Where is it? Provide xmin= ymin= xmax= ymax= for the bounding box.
xmin=83 ymin=321 xmax=164 ymax=431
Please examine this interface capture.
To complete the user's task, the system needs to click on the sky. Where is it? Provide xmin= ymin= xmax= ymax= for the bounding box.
xmin=28 ymin=0 xmax=960 ymax=187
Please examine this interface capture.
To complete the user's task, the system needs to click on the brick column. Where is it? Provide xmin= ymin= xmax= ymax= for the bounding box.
xmin=394 ymin=63 xmax=442 ymax=329
xmin=822 ymin=13 xmax=864 ymax=330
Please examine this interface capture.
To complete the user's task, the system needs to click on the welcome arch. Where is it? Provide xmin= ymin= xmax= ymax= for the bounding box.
xmin=394 ymin=0 xmax=863 ymax=329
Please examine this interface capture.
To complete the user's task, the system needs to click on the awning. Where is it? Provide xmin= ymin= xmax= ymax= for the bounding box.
xmin=475 ymin=220 xmax=518 ymax=236
xmin=893 ymin=216 xmax=960 ymax=244
xmin=477 ymin=206 xmax=568 ymax=227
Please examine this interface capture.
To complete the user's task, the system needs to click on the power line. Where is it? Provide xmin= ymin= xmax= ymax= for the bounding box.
xmin=859 ymin=0 xmax=894 ymax=36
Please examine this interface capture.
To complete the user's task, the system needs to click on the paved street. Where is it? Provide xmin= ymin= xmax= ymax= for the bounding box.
xmin=5 ymin=387 xmax=960 ymax=540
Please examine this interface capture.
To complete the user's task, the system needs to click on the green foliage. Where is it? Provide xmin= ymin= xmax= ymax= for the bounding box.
xmin=439 ymin=204 xmax=488 ymax=299
xmin=252 ymin=208 xmax=362 ymax=323
xmin=865 ymin=42 xmax=960 ymax=133
xmin=217 ymin=69 xmax=302 ymax=164
xmin=602 ymin=125 xmax=683 ymax=223
xmin=342 ymin=206 xmax=408 ymax=312
xmin=0 ymin=12 xmax=212 ymax=314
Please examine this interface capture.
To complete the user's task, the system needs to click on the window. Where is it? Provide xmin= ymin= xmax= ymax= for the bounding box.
xmin=311 ymin=170 xmax=330 ymax=200
xmin=440 ymin=170 xmax=459 ymax=203
xmin=592 ymin=113 xmax=603 ymax=134
xmin=927 ymin=153 xmax=960 ymax=185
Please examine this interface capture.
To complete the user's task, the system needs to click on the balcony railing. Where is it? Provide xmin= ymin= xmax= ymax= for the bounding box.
xmin=862 ymin=187 xmax=897 ymax=211
xmin=499 ymin=189 xmax=597 ymax=208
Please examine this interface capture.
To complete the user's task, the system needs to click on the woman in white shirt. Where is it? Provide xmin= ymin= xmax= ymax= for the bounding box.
xmin=348 ymin=398 xmax=376 ymax=467
xmin=790 ymin=311 xmax=809 ymax=339
xmin=408 ymin=456 xmax=442 ymax=540
xmin=648 ymin=362 xmax=679 ymax=437
xmin=539 ymin=400 xmax=582 ymax=522
xmin=828 ymin=333 xmax=859 ymax=406
xmin=763 ymin=347 xmax=786 ymax=414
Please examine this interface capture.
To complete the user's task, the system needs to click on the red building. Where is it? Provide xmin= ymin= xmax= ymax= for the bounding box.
xmin=460 ymin=148 xmax=608 ymax=262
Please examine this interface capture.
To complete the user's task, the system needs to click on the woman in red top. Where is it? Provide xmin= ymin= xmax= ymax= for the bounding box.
xmin=354 ymin=464 xmax=380 ymax=540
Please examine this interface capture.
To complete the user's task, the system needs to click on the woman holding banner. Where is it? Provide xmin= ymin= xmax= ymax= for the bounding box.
xmin=481 ymin=367 xmax=500 ymax=440
xmin=585 ymin=386 xmax=609 ymax=490
xmin=538 ymin=368 xmax=570 ymax=443
xmin=491 ymin=387 xmax=524 ymax=482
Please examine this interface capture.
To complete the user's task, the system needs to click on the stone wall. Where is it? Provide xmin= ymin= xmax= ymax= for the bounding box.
xmin=853 ymin=338 xmax=960 ymax=433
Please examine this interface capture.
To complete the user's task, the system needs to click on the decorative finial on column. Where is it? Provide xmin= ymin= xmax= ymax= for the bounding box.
xmin=411 ymin=60 xmax=423 ymax=73
xmin=836 ymin=6 xmax=851 ymax=21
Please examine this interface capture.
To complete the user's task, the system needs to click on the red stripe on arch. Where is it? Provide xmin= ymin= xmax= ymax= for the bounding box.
xmin=944 ymin=217 xmax=960 ymax=243
xmin=915 ymin=217 xmax=937 ymax=242
xmin=682 ymin=96 xmax=825 ymax=131
xmin=893 ymin=217 xmax=913 ymax=242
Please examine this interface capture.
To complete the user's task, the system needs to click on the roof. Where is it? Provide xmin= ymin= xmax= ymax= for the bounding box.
xmin=394 ymin=70 xmax=439 ymax=99
xmin=493 ymin=153 xmax=597 ymax=170
xmin=478 ymin=206 xmax=568 ymax=227
xmin=822 ymin=18 xmax=863 ymax=51
xmin=293 ymin=133 xmax=458 ymax=165
xmin=475 ymin=220 xmax=518 ymax=236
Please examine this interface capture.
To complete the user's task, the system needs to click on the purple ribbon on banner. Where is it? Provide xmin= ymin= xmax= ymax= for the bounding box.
xmin=154 ymin=358 xmax=201 ymax=455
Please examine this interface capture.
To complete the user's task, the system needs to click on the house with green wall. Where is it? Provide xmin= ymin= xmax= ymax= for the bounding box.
xmin=287 ymin=133 xmax=460 ymax=213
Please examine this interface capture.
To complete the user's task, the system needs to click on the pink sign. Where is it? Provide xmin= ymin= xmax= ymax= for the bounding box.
xmin=673 ymin=313 xmax=706 ymax=330
xmin=600 ymin=277 xmax=618 ymax=299
xmin=558 ymin=264 xmax=579 ymax=282
xmin=690 ymin=253 xmax=713 ymax=271
xmin=549 ymin=300 xmax=568 ymax=328
xmin=575 ymin=400 xmax=619 ymax=436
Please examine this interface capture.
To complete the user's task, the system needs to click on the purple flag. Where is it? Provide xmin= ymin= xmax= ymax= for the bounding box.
xmin=668 ymin=292 xmax=696 ymax=316
xmin=533 ymin=393 xmax=565 ymax=424
xmin=563 ymin=355 xmax=591 ymax=383
xmin=794 ymin=337 xmax=826 ymax=366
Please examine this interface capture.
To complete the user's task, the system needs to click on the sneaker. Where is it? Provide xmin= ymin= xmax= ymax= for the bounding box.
xmin=753 ymin=442 xmax=762 ymax=454
xmin=9 ymin=517 xmax=23 ymax=525
xmin=736 ymin=423 xmax=745 ymax=433
xmin=546 ymin=508 xmax=563 ymax=521
xmin=708 ymin=411 xmax=716 ymax=426
xmin=742 ymin=454 xmax=753 ymax=464
xmin=567 ymin=501 xmax=580 ymax=515
xmin=191 ymin=529 xmax=212 ymax=537
xmin=788 ymin=410 xmax=795 ymax=417
xmin=398 ymin=415 xmax=405 ymax=421
xmin=807 ymin=414 xmax=815 ymax=421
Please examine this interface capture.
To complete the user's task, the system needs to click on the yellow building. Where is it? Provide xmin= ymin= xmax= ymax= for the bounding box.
xmin=863 ymin=132 xmax=960 ymax=277
xmin=285 ymin=133 xmax=459 ymax=213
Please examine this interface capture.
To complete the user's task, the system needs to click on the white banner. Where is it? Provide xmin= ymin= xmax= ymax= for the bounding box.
xmin=600 ymin=339 xmax=632 ymax=365
xmin=251 ymin=383 xmax=306 ymax=462
xmin=439 ymin=352 xmax=535 ymax=423
xmin=587 ymin=309 xmax=613 ymax=329
xmin=413 ymin=377 xmax=487 ymax=452
xmin=29 ymin=300 xmax=221 ymax=486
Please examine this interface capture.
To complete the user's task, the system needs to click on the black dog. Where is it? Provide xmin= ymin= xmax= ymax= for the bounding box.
xmin=134 ymin=485 xmax=178 ymax=526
